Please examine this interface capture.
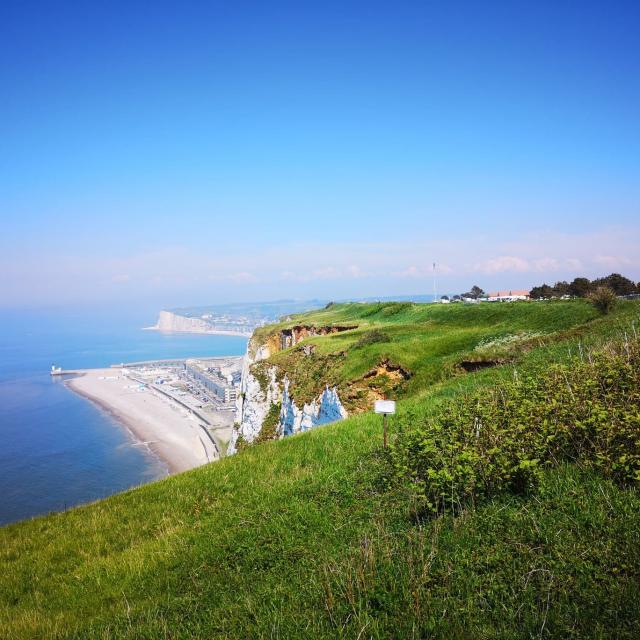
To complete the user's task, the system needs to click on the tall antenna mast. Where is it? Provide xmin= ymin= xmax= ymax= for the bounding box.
xmin=433 ymin=262 xmax=437 ymax=302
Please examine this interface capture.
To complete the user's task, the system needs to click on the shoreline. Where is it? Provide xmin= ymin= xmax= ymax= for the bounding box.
xmin=69 ymin=375 xmax=171 ymax=476
xmin=66 ymin=369 xmax=218 ymax=474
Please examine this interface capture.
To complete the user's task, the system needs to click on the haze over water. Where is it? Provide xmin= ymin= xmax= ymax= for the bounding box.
xmin=0 ymin=309 xmax=247 ymax=526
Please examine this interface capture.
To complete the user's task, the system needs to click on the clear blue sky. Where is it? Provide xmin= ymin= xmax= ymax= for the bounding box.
xmin=1 ymin=0 xmax=639 ymax=310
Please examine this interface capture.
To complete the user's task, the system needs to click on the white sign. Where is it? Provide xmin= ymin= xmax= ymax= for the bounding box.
xmin=374 ymin=400 xmax=396 ymax=415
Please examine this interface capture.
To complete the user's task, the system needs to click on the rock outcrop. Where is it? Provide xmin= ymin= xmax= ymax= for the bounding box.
xmin=227 ymin=333 xmax=348 ymax=454
xmin=280 ymin=379 xmax=347 ymax=436
xmin=227 ymin=347 xmax=280 ymax=454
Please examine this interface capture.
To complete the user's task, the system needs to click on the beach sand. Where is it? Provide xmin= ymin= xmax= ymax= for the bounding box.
xmin=67 ymin=369 xmax=218 ymax=474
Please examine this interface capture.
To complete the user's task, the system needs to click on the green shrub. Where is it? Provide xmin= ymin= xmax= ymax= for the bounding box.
xmin=251 ymin=361 xmax=271 ymax=394
xmin=354 ymin=329 xmax=391 ymax=348
xmin=389 ymin=332 xmax=640 ymax=515
xmin=234 ymin=433 xmax=249 ymax=452
xmin=589 ymin=286 xmax=617 ymax=314
xmin=255 ymin=402 xmax=282 ymax=443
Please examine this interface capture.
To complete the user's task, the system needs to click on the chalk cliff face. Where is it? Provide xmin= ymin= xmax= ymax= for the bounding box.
xmin=153 ymin=310 xmax=215 ymax=333
xmin=227 ymin=335 xmax=347 ymax=454
xmin=227 ymin=346 xmax=279 ymax=454
xmin=280 ymin=379 xmax=347 ymax=436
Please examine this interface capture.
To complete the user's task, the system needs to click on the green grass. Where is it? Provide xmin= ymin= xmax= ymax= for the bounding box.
xmin=1 ymin=300 xmax=639 ymax=638
xmin=255 ymin=300 xmax=599 ymax=410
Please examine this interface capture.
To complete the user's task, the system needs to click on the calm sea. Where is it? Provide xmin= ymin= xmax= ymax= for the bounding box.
xmin=0 ymin=309 xmax=247 ymax=526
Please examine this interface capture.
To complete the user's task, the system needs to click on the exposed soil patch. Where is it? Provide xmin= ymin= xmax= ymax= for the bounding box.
xmin=343 ymin=359 xmax=411 ymax=412
xmin=362 ymin=359 xmax=411 ymax=382
xmin=279 ymin=325 xmax=357 ymax=350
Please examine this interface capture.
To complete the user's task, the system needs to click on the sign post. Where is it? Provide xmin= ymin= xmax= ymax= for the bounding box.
xmin=374 ymin=400 xmax=396 ymax=448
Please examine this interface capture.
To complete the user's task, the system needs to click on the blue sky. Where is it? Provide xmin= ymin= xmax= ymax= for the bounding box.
xmin=1 ymin=0 xmax=639 ymax=310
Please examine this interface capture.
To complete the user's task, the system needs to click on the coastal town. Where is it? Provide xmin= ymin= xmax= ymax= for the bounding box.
xmin=63 ymin=356 xmax=243 ymax=472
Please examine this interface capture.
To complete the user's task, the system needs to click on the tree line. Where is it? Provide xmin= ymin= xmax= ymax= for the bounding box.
xmin=441 ymin=285 xmax=486 ymax=301
xmin=529 ymin=273 xmax=639 ymax=299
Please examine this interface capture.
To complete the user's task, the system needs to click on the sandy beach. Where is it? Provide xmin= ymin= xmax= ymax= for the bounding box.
xmin=67 ymin=369 xmax=219 ymax=474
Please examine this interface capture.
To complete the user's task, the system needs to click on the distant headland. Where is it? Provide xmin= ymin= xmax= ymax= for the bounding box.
xmin=144 ymin=300 xmax=330 ymax=337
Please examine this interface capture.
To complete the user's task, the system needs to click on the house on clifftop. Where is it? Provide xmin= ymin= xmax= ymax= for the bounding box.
xmin=487 ymin=289 xmax=531 ymax=302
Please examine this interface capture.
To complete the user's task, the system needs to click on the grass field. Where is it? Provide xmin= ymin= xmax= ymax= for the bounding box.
xmin=1 ymin=300 xmax=639 ymax=639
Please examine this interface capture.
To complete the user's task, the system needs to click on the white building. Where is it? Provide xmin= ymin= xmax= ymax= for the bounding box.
xmin=487 ymin=289 xmax=531 ymax=302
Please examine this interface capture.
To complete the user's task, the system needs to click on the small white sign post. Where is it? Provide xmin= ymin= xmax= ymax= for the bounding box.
xmin=374 ymin=400 xmax=396 ymax=448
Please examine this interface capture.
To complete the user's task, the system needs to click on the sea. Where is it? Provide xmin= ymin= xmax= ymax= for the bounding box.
xmin=0 ymin=308 xmax=247 ymax=527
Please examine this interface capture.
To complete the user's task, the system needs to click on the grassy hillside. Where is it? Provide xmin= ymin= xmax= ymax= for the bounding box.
xmin=1 ymin=300 xmax=639 ymax=639
xmin=251 ymin=300 xmax=597 ymax=412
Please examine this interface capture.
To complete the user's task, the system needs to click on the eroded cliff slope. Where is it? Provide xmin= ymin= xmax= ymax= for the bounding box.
xmin=228 ymin=300 xmax=601 ymax=452
xmin=228 ymin=332 xmax=349 ymax=454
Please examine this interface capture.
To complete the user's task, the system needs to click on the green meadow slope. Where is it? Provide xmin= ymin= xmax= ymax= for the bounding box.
xmin=1 ymin=300 xmax=639 ymax=639
xmin=249 ymin=299 xmax=597 ymax=412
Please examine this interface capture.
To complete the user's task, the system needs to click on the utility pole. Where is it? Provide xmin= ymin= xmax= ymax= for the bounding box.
xmin=433 ymin=262 xmax=437 ymax=303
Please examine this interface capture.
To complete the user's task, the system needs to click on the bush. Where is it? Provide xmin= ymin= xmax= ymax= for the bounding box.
xmin=589 ymin=286 xmax=617 ymax=314
xmin=354 ymin=329 xmax=391 ymax=348
xmin=389 ymin=332 xmax=640 ymax=515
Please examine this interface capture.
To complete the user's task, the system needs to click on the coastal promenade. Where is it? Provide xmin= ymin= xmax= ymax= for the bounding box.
xmin=127 ymin=373 xmax=223 ymax=459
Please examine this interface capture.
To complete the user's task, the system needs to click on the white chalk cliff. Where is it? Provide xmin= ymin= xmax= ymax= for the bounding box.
xmin=149 ymin=310 xmax=252 ymax=335
xmin=280 ymin=378 xmax=347 ymax=436
xmin=227 ymin=337 xmax=347 ymax=454
xmin=152 ymin=310 xmax=216 ymax=333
